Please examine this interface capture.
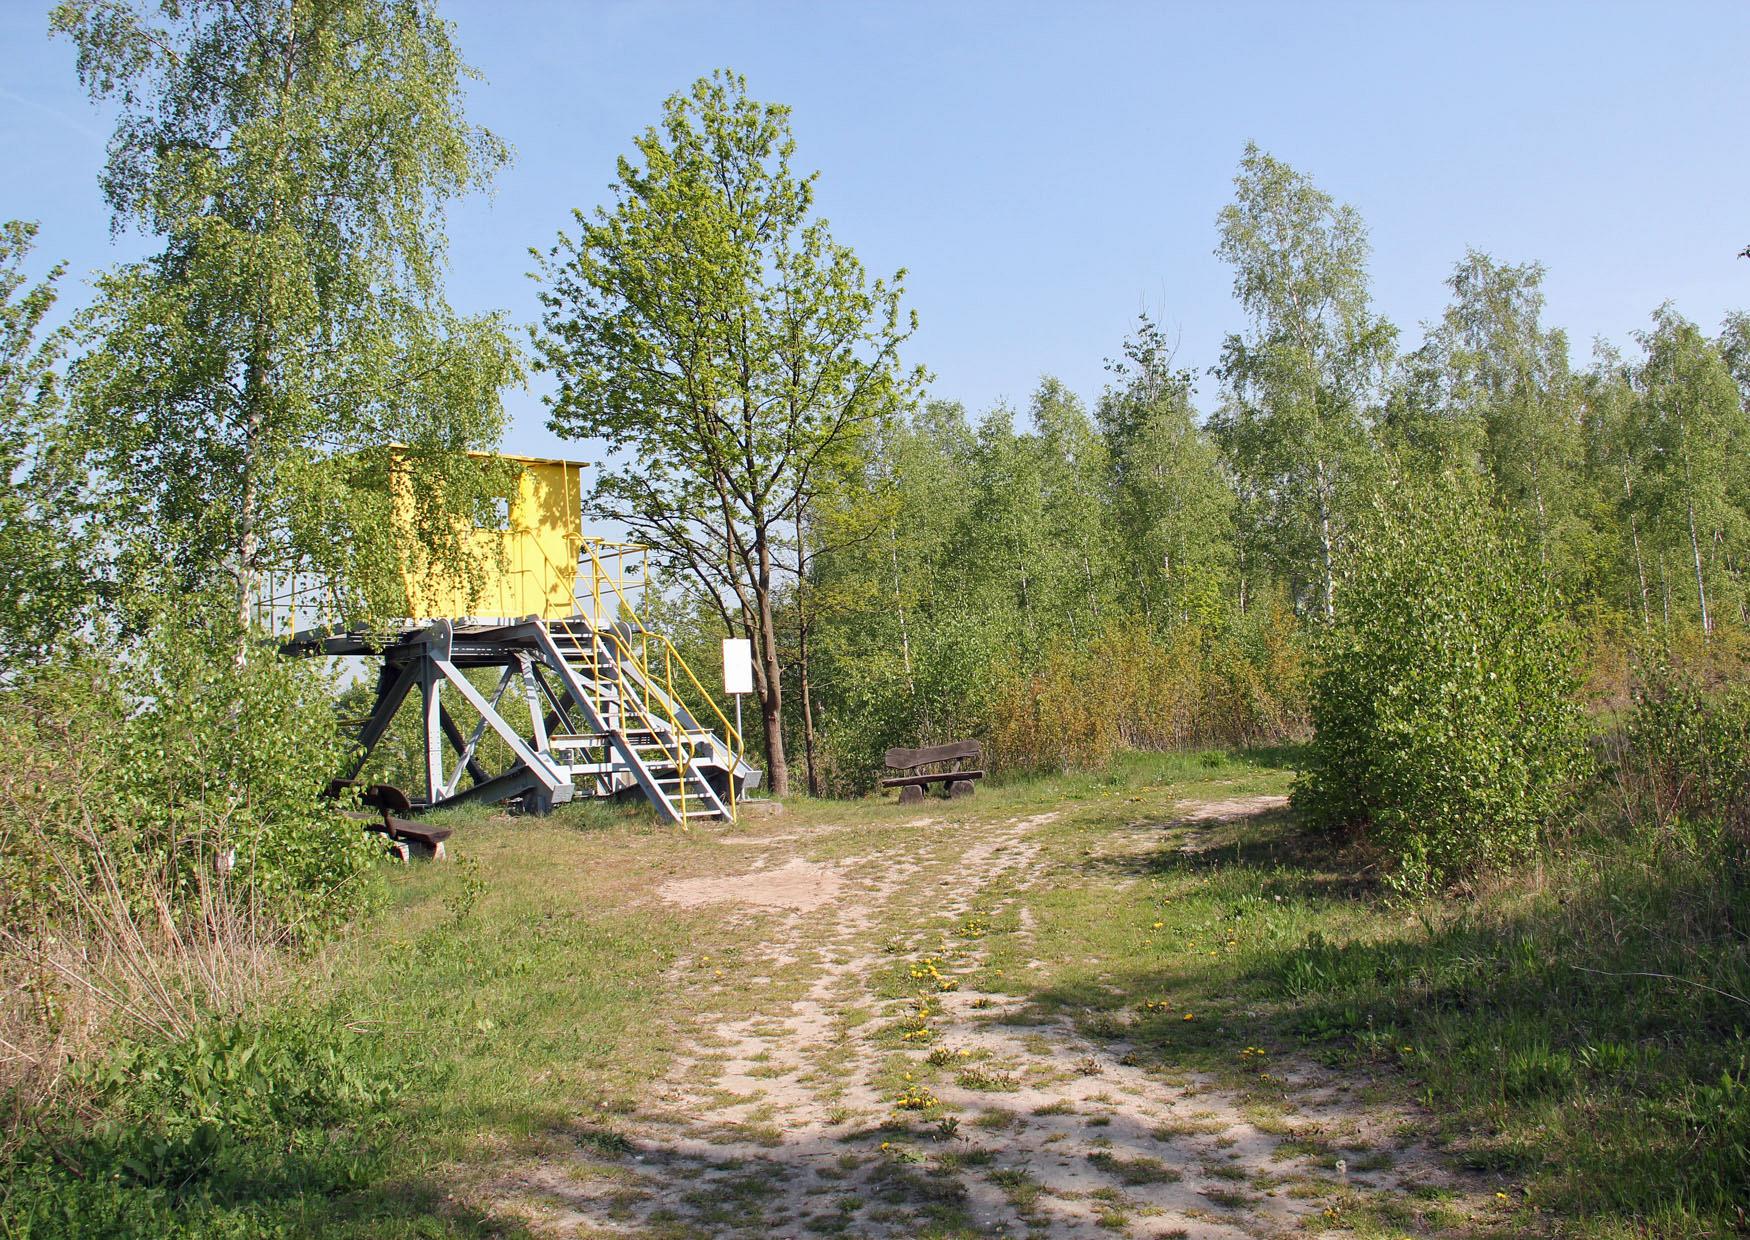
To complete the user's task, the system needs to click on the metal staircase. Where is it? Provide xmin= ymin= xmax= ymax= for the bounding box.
xmin=535 ymin=617 xmax=742 ymax=824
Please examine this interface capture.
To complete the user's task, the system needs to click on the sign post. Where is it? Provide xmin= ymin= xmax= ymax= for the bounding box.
xmin=722 ymin=638 xmax=753 ymax=745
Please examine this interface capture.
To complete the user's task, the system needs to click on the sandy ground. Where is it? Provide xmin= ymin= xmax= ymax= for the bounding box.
xmin=489 ymin=796 xmax=1494 ymax=1238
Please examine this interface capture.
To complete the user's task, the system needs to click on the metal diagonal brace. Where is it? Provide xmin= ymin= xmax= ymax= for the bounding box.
xmin=440 ymin=664 xmax=516 ymax=800
xmin=343 ymin=660 xmax=419 ymax=782
xmin=432 ymin=658 xmax=573 ymax=803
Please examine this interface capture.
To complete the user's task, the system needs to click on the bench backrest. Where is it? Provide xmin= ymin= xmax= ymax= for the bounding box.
xmin=885 ymin=739 xmax=981 ymax=770
xmin=360 ymin=783 xmax=415 ymax=814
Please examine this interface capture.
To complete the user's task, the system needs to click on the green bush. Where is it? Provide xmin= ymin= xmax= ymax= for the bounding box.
xmin=1292 ymin=475 xmax=1590 ymax=889
xmin=1612 ymin=659 xmax=1750 ymax=853
xmin=1 ymin=606 xmax=377 ymax=936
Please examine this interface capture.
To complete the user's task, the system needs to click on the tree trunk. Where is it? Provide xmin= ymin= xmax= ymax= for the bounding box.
xmin=234 ymin=360 xmax=266 ymax=660
xmin=1687 ymin=498 xmax=1712 ymax=635
xmin=753 ymin=525 xmax=789 ymax=796
xmin=800 ymin=612 xmax=819 ymax=798
xmin=890 ymin=527 xmax=915 ymax=696
xmin=1623 ymin=462 xmax=1650 ymax=629
xmin=1630 ymin=516 xmax=1650 ymax=629
xmin=1314 ymin=456 xmax=1335 ymax=623
xmin=236 ymin=420 xmax=259 ymax=633
xmin=797 ymin=524 xmax=820 ymax=798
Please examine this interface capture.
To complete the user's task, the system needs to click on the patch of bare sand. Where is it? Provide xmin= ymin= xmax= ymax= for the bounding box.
xmin=1173 ymin=793 xmax=1290 ymax=823
xmin=658 ymin=857 xmax=844 ymax=912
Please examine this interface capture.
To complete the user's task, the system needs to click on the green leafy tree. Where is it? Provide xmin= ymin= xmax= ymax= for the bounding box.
xmin=1632 ymin=305 xmax=1748 ymax=634
xmin=1720 ymin=310 xmax=1750 ymax=406
xmin=2 ymin=599 xmax=376 ymax=935
xmin=533 ymin=71 xmax=920 ymax=796
xmin=1031 ymin=378 xmax=1113 ymax=633
xmin=951 ymin=382 xmax=1110 ymax=650
xmin=0 ymin=221 xmax=94 ymax=664
xmin=1390 ymin=252 xmax=1585 ymax=580
xmin=1212 ymin=144 xmax=1395 ymax=621
xmin=1579 ymin=346 xmax=1658 ymax=627
xmin=1293 ymin=474 xmax=1589 ymax=890
xmin=800 ymin=401 xmax=984 ymax=785
xmin=54 ymin=0 xmax=520 ymax=634
xmin=1097 ymin=315 xmax=1233 ymax=627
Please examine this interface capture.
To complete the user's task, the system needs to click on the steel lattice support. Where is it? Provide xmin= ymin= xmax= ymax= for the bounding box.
xmin=291 ymin=616 xmax=757 ymax=823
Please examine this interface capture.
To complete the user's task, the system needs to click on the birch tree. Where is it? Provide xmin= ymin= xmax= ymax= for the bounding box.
xmin=1097 ymin=315 xmax=1233 ymax=627
xmin=1212 ymin=145 xmax=1395 ymax=620
xmin=0 ymin=221 xmax=94 ymax=663
xmin=55 ymin=0 xmax=519 ymax=634
xmin=1634 ymin=306 xmax=1747 ymax=635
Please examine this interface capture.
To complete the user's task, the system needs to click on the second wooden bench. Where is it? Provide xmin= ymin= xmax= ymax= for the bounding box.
xmin=882 ymin=740 xmax=985 ymax=804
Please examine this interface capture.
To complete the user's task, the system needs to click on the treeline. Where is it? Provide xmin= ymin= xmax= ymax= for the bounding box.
xmin=723 ymin=148 xmax=1750 ymax=794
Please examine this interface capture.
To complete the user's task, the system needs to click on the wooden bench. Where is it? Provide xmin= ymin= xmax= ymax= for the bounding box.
xmin=325 ymin=780 xmax=452 ymax=861
xmin=882 ymin=741 xmax=985 ymax=804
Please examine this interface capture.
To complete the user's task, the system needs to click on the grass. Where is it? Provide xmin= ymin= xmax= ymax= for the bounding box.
xmin=7 ymin=742 xmax=1746 ymax=1237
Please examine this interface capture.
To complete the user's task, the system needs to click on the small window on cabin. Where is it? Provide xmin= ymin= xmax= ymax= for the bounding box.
xmin=480 ymin=496 xmax=510 ymax=532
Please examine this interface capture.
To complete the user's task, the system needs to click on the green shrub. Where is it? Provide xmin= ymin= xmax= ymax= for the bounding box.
xmin=1 ymin=607 xmax=376 ymax=936
xmin=1611 ymin=659 xmax=1750 ymax=853
xmin=1292 ymin=474 xmax=1590 ymax=889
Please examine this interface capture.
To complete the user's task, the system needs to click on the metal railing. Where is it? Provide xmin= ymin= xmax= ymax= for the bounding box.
xmin=575 ymin=538 xmax=744 ymax=822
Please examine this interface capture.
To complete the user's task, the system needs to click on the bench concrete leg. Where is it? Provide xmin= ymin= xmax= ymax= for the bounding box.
xmin=432 ymin=840 xmax=447 ymax=862
xmin=387 ymin=840 xmax=410 ymax=863
xmin=898 ymin=784 xmax=925 ymax=805
xmin=949 ymin=779 xmax=976 ymax=799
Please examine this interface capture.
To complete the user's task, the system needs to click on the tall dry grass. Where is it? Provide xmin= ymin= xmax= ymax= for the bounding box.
xmin=988 ymin=606 xmax=1307 ymax=773
xmin=0 ymin=823 xmax=295 ymax=1143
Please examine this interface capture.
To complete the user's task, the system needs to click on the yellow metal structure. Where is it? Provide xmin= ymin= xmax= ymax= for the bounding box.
xmin=400 ymin=452 xmax=587 ymax=622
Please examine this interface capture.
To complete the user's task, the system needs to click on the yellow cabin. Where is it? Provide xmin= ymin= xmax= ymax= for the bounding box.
xmin=399 ymin=451 xmax=588 ymax=623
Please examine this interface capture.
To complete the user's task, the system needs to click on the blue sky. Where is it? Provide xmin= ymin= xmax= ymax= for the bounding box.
xmin=4 ymin=0 xmax=1748 ymax=461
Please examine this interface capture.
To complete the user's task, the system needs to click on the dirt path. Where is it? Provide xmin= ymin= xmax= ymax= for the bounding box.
xmin=492 ymin=799 xmax=1489 ymax=1238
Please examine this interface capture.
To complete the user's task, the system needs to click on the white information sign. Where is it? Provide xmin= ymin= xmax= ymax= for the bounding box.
xmin=722 ymin=638 xmax=754 ymax=696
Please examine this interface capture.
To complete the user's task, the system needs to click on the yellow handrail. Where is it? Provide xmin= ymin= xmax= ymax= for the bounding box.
xmin=590 ymin=624 xmax=717 ymax=825
xmin=571 ymin=537 xmax=743 ymax=823
xmin=577 ymin=539 xmax=746 ymax=764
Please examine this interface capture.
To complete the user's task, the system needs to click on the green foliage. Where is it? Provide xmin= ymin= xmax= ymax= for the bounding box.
xmin=802 ymin=375 xmax=1303 ymax=792
xmin=1387 ymin=252 xmax=1589 ymax=592
xmin=1294 ymin=475 xmax=1590 ymax=887
xmin=52 ymin=0 xmax=520 ymax=628
xmin=1098 ymin=316 xmax=1234 ymax=627
xmin=1629 ymin=306 xmax=1748 ymax=635
xmin=1213 ymin=144 xmax=1396 ymax=620
xmin=0 ymin=1014 xmax=402 ymax=1238
xmin=1612 ymin=658 xmax=1750 ymax=851
xmin=0 ymin=220 xmax=94 ymax=665
xmin=0 ymin=602 xmax=376 ymax=935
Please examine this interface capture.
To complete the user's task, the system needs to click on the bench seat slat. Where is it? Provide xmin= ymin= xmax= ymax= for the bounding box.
xmin=375 ymin=817 xmax=452 ymax=845
xmin=880 ymin=769 xmax=986 ymax=788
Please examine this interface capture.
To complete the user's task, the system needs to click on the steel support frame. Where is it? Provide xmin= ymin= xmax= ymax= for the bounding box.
xmin=324 ymin=617 xmax=743 ymax=822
